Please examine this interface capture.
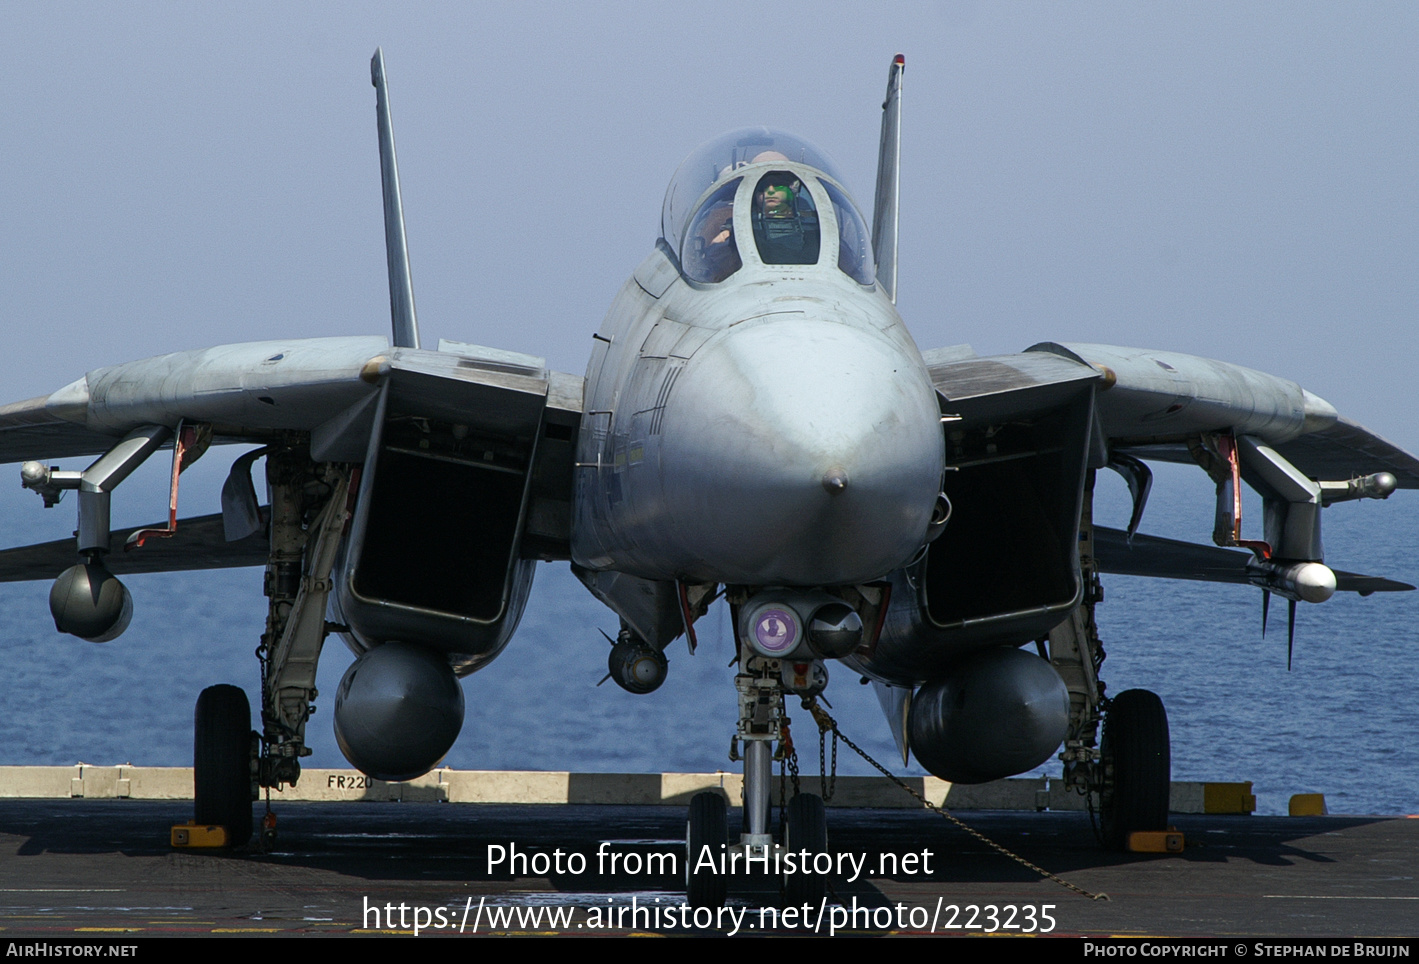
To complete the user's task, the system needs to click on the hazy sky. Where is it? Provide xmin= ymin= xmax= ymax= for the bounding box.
xmin=7 ymin=2 xmax=1417 ymax=444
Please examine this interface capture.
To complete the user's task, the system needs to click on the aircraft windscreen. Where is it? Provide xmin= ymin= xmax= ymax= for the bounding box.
xmin=820 ymin=180 xmax=874 ymax=284
xmin=681 ymin=178 xmax=742 ymax=283
xmin=661 ymin=128 xmax=848 ymax=259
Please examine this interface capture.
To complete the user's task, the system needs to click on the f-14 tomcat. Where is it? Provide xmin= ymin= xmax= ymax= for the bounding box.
xmin=1 ymin=52 xmax=1414 ymax=908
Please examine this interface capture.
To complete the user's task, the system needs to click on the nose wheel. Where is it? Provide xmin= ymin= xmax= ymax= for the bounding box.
xmin=782 ymin=792 xmax=827 ymax=907
xmin=682 ymin=644 xmax=833 ymax=909
xmin=686 ymin=791 xmax=728 ymax=908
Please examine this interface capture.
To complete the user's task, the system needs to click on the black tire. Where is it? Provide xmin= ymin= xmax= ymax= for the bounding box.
xmin=685 ymin=791 xmax=727 ymax=909
xmin=194 ymin=684 xmax=254 ymax=848
xmin=1100 ymin=688 xmax=1170 ymax=851
xmin=782 ymin=793 xmax=828 ymax=908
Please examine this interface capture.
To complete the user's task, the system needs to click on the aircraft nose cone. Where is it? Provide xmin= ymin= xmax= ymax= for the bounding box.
xmin=659 ymin=317 xmax=944 ymax=585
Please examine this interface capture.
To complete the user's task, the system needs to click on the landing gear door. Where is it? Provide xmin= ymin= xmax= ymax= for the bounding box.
xmin=336 ymin=347 xmax=581 ymax=659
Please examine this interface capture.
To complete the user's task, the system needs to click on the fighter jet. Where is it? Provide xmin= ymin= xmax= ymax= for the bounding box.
xmin=0 ymin=52 xmax=1414 ymax=908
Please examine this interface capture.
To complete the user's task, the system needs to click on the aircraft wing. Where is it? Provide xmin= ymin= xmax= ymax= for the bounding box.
xmin=0 ymin=512 xmax=267 ymax=581
xmin=1258 ymin=417 xmax=1419 ymax=487
xmin=1093 ymin=526 xmax=1414 ymax=594
xmin=0 ymin=337 xmax=580 ymax=455
xmin=1106 ymin=418 xmax=1419 ymax=489
xmin=924 ymin=340 xmax=1419 ymax=486
xmin=924 ymin=344 xmax=1101 ymax=427
xmin=0 ymin=336 xmax=389 ymax=466
xmin=0 ymin=398 xmax=123 ymax=464
xmin=0 ymin=337 xmax=584 ymax=577
xmin=922 ymin=339 xmax=1416 ymax=606
xmin=1052 ymin=341 xmax=1419 ymax=486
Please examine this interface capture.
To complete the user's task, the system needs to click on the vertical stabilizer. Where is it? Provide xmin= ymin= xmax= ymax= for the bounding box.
xmin=371 ymin=48 xmax=421 ymax=349
xmin=871 ymin=54 xmax=905 ymax=304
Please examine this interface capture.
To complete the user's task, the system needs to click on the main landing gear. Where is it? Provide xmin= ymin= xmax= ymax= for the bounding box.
xmin=190 ymin=448 xmax=354 ymax=849
xmin=193 ymin=684 xmax=257 ymax=848
xmin=1050 ymin=469 xmax=1172 ymax=850
xmin=1099 ymin=689 xmax=1171 ymax=850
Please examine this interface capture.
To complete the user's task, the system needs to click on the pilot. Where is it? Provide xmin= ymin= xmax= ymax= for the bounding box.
xmin=696 ymin=199 xmax=739 ymax=283
xmin=751 ymin=173 xmax=820 ymax=265
xmin=701 ymin=201 xmax=734 ymax=250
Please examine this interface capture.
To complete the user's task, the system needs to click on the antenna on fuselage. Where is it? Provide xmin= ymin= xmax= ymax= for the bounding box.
xmin=871 ymin=54 xmax=904 ymax=304
xmin=371 ymin=48 xmax=421 ymax=349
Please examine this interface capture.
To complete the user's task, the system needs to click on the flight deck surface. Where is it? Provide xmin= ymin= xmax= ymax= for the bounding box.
xmin=0 ymin=801 xmax=1413 ymax=937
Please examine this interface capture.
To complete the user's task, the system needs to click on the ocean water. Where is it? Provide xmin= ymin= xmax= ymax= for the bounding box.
xmin=0 ymin=457 xmax=1413 ymax=816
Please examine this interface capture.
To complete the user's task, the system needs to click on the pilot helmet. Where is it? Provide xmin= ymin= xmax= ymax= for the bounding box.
xmin=757 ymin=173 xmax=799 ymax=218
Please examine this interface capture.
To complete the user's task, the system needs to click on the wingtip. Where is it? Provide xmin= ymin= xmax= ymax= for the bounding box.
xmin=371 ymin=47 xmax=385 ymax=86
xmin=894 ymin=53 xmax=905 ymax=66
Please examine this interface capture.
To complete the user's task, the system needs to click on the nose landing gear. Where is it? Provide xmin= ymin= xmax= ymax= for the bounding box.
xmin=781 ymin=792 xmax=828 ymax=908
xmin=684 ymin=590 xmax=840 ymax=909
xmin=685 ymin=791 xmax=728 ymax=908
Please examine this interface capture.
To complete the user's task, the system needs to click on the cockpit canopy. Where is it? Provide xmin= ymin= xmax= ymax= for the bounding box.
xmin=661 ymin=128 xmax=875 ymax=287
